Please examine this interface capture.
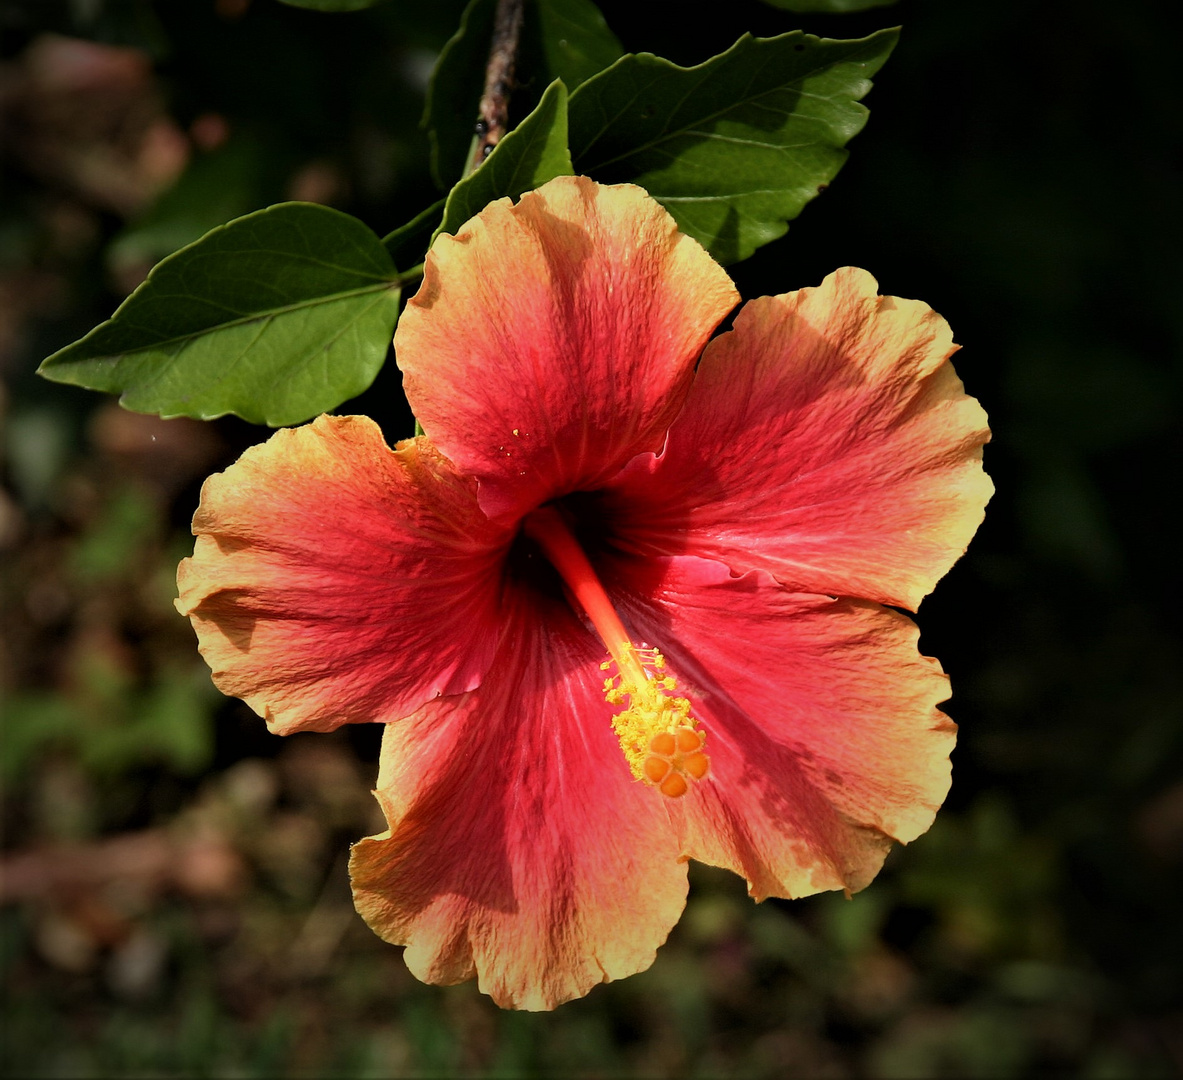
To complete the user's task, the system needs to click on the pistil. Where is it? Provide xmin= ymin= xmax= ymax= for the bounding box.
xmin=522 ymin=504 xmax=710 ymax=798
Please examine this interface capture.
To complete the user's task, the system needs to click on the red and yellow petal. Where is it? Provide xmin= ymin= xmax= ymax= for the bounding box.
xmin=608 ymin=554 xmax=955 ymax=900
xmin=396 ymin=175 xmax=739 ymax=522
xmin=348 ymin=586 xmax=688 ymax=1011
xmin=176 ymin=415 xmax=512 ymax=735
xmin=606 ymin=267 xmax=992 ymax=611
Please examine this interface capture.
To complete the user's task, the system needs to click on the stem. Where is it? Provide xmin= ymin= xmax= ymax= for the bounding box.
xmin=469 ymin=0 xmax=525 ymax=173
xmin=396 ymin=263 xmax=425 ymax=287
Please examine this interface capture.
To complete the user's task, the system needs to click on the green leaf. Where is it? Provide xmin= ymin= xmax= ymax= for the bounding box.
xmin=423 ymin=0 xmax=621 ymax=190
xmin=277 ymin=0 xmax=390 ymax=10
xmin=382 ymin=197 xmax=447 ymax=270
xmin=434 ymin=79 xmax=573 ymax=240
xmin=424 ymin=0 xmax=497 ymax=189
xmin=39 ymin=203 xmax=401 ymax=427
xmin=521 ymin=0 xmax=623 ymax=95
xmin=569 ymin=28 xmax=898 ymax=264
xmin=760 ymin=0 xmax=897 ymax=11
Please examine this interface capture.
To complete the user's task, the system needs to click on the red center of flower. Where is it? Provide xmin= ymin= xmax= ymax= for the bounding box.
xmin=522 ymin=504 xmax=710 ymax=798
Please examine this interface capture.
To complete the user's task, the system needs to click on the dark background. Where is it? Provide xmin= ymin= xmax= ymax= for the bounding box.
xmin=2 ymin=0 xmax=1180 ymax=1075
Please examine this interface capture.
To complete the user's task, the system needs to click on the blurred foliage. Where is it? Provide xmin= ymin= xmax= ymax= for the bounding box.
xmin=2 ymin=0 xmax=1181 ymax=1077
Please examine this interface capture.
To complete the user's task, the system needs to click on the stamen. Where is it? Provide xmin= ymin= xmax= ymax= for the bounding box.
xmin=522 ymin=504 xmax=711 ymax=799
xmin=602 ymin=647 xmax=710 ymax=797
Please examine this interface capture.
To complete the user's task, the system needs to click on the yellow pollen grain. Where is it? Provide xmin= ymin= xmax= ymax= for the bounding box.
xmin=601 ymin=645 xmax=710 ymax=799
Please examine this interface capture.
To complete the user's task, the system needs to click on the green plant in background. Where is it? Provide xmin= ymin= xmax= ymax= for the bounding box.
xmin=3 ymin=479 xmax=217 ymax=795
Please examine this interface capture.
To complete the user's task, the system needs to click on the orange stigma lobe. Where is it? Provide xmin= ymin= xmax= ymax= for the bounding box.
xmin=659 ymin=772 xmax=689 ymax=799
xmin=638 ymin=723 xmax=710 ymax=800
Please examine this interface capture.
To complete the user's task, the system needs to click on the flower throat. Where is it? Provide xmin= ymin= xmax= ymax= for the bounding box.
xmin=522 ymin=504 xmax=710 ymax=799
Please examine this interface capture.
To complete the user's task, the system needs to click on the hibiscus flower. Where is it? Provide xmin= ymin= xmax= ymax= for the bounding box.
xmin=176 ymin=175 xmax=991 ymax=1010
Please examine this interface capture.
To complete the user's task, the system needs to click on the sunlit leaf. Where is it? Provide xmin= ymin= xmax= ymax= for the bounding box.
xmin=39 ymin=203 xmax=401 ymax=426
xmin=569 ymin=29 xmax=897 ymax=263
xmin=434 ymin=79 xmax=573 ymax=240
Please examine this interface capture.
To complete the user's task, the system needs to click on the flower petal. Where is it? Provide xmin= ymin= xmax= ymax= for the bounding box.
xmin=348 ymin=583 xmax=688 ymax=1011
xmin=176 ymin=415 xmax=512 ymax=735
xmin=608 ymin=553 xmax=955 ymax=900
xmin=396 ymin=175 xmax=739 ymax=522
xmin=606 ymin=268 xmax=992 ymax=610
